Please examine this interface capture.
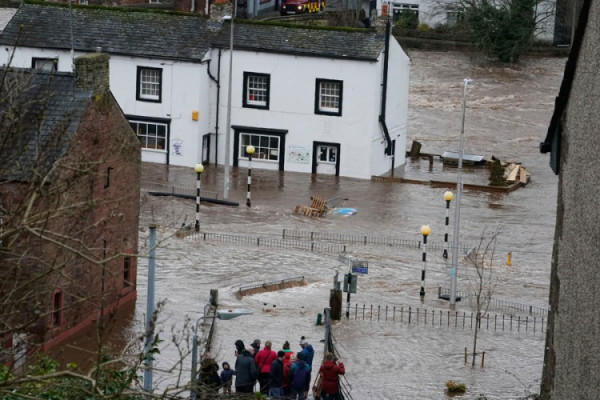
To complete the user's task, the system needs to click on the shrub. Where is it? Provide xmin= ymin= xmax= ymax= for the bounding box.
xmin=488 ymin=159 xmax=507 ymax=186
xmin=446 ymin=380 xmax=467 ymax=393
xmin=416 ymin=23 xmax=430 ymax=32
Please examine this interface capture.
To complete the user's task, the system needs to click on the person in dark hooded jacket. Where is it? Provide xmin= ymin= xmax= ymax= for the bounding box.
xmin=234 ymin=339 xmax=258 ymax=393
xmin=318 ymin=352 xmax=345 ymax=400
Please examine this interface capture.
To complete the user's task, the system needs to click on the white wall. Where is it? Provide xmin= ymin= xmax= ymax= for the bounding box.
xmin=212 ymin=49 xmax=392 ymax=179
xmin=0 ymin=46 xmax=211 ymax=168
xmin=367 ymin=34 xmax=410 ymax=177
xmin=1 ymin=42 xmax=409 ymax=179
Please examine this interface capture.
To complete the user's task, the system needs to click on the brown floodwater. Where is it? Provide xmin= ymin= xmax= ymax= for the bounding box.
xmin=57 ymin=50 xmax=566 ymax=399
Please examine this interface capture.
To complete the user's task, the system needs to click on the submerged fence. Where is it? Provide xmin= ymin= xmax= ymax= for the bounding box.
xmin=189 ymin=231 xmax=348 ymax=253
xmin=438 ymin=287 xmax=549 ymax=317
xmin=282 ymin=229 xmax=472 ymax=253
xmin=347 ymin=303 xmax=546 ymax=334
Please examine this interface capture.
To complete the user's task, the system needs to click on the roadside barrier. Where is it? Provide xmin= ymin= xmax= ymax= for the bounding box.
xmin=282 ymin=228 xmax=473 ymax=252
xmin=438 ymin=287 xmax=549 ymax=316
xmin=238 ymin=276 xmax=305 ymax=296
xmin=347 ymin=303 xmax=546 ymax=334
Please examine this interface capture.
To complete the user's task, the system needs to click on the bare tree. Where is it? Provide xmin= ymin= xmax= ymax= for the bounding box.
xmin=464 ymin=229 xmax=499 ymax=367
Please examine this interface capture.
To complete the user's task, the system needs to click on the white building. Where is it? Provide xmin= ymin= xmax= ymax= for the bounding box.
xmin=0 ymin=3 xmax=409 ymax=179
xmin=364 ymin=0 xmax=556 ymax=42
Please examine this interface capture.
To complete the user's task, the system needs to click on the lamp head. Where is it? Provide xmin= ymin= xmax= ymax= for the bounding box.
xmin=464 ymin=78 xmax=472 ymax=86
xmin=194 ymin=163 xmax=204 ymax=173
xmin=444 ymin=191 xmax=454 ymax=201
xmin=216 ymin=309 xmax=253 ymax=320
xmin=420 ymin=225 xmax=431 ymax=237
xmin=246 ymin=145 xmax=255 ymax=156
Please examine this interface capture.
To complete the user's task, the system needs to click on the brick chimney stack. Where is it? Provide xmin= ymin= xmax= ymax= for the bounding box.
xmin=74 ymin=53 xmax=110 ymax=95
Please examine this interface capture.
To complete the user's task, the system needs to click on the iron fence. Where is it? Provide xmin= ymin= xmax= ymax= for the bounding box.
xmin=282 ymin=229 xmax=472 ymax=253
xmin=188 ymin=231 xmax=347 ymax=253
xmin=348 ymin=303 xmax=546 ymax=334
xmin=323 ymin=308 xmax=354 ymax=400
xmin=438 ymin=287 xmax=549 ymax=316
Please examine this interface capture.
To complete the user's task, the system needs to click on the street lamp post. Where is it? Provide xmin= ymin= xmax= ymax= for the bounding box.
xmin=450 ymin=78 xmax=472 ymax=310
xmin=143 ymin=224 xmax=157 ymax=393
xmin=420 ymin=225 xmax=431 ymax=297
xmin=223 ymin=1 xmax=236 ymax=200
xmin=190 ymin=309 xmax=252 ymax=399
xmin=443 ymin=191 xmax=453 ymax=258
xmin=245 ymin=145 xmax=255 ymax=207
xmin=194 ymin=164 xmax=204 ymax=232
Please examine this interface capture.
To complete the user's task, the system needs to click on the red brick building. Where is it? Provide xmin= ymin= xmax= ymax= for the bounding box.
xmin=0 ymin=53 xmax=141 ymax=360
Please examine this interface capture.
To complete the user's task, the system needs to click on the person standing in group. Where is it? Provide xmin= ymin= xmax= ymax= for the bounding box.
xmin=281 ymin=341 xmax=294 ymax=396
xmin=268 ymin=350 xmax=285 ymax=398
xmin=289 ymin=352 xmax=311 ymax=400
xmin=220 ymin=361 xmax=234 ymax=394
xmin=251 ymin=339 xmax=261 ymax=358
xmin=299 ymin=337 xmax=315 ymax=397
xmin=234 ymin=340 xmax=257 ymax=394
xmin=255 ymin=340 xmax=277 ymax=393
xmin=319 ymin=352 xmax=345 ymax=400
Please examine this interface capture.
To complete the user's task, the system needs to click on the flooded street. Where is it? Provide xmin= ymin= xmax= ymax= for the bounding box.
xmin=130 ymin=51 xmax=565 ymax=399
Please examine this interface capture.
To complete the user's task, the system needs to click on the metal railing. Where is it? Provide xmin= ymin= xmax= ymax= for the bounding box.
xmin=282 ymin=229 xmax=472 ymax=252
xmin=188 ymin=231 xmax=347 ymax=253
xmin=323 ymin=308 xmax=354 ymax=400
xmin=438 ymin=287 xmax=549 ymax=316
xmin=348 ymin=303 xmax=546 ymax=334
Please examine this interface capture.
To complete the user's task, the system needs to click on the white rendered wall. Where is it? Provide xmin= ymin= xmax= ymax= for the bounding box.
xmin=212 ymin=49 xmax=394 ymax=179
xmin=0 ymin=46 xmax=210 ymax=167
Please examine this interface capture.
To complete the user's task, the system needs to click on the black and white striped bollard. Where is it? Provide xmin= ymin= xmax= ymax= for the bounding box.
xmin=420 ymin=225 xmax=431 ymax=297
xmin=246 ymin=145 xmax=255 ymax=207
xmin=443 ymin=191 xmax=453 ymax=258
xmin=194 ymin=163 xmax=204 ymax=232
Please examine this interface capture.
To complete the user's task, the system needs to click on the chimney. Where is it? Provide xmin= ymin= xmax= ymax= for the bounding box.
xmin=74 ymin=53 xmax=110 ymax=95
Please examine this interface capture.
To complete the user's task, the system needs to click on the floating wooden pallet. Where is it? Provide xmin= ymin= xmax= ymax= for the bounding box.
xmin=293 ymin=195 xmax=326 ymax=218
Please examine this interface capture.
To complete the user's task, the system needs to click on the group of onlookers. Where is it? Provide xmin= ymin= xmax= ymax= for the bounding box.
xmin=195 ymin=337 xmax=345 ymax=399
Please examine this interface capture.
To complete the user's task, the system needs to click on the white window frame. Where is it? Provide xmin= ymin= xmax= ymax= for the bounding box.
xmin=130 ymin=120 xmax=168 ymax=151
xmin=243 ymin=72 xmax=270 ymax=109
xmin=315 ymin=79 xmax=343 ymax=116
xmin=137 ymin=67 xmax=162 ymax=102
xmin=240 ymin=133 xmax=280 ymax=162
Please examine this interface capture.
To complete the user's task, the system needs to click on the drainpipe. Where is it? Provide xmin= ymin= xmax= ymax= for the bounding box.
xmin=202 ymin=50 xmax=222 ymax=166
xmin=379 ymin=19 xmax=393 ymax=157
xmin=205 ymin=49 xmax=222 ymax=166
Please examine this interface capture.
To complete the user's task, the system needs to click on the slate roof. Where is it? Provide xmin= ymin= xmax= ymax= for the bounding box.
xmin=1 ymin=3 xmax=383 ymax=63
xmin=0 ymin=3 xmax=215 ymax=61
xmin=213 ymin=21 xmax=385 ymax=61
xmin=0 ymin=69 xmax=91 ymax=182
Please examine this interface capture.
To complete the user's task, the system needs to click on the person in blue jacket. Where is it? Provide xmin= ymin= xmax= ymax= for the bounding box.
xmin=299 ymin=337 xmax=315 ymax=396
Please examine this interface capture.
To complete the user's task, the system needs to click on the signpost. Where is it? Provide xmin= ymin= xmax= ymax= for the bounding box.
xmin=339 ymin=255 xmax=368 ymax=318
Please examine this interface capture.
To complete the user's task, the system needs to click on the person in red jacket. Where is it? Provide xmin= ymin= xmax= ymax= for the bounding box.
xmin=255 ymin=340 xmax=277 ymax=393
xmin=281 ymin=341 xmax=294 ymax=397
xmin=319 ymin=352 xmax=345 ymax=400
